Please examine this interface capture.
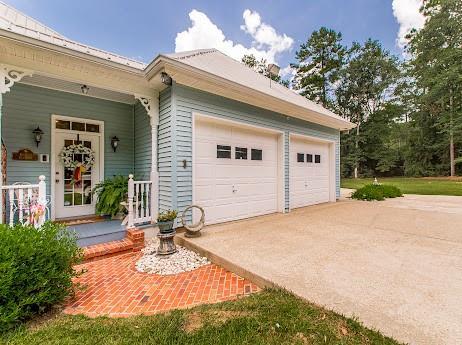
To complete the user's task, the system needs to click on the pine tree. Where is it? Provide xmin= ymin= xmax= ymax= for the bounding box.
xmin=291 ymin=27 xmax=345 ymax=108
xmin=407 ymin=0 xmax=462 ymax=176
xmin=335 ymin=40 xmax=400 ymax=178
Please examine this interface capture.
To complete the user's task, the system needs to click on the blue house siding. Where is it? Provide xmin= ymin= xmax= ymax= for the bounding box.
xmin=158 ymin=88 xmax=173 ymax=211
xmin=168 ymin=84 xmax=340 ymax=221
xmin=2 ymin=83 xmax=135 ymax=197
xmin=134 ymin=101 xmax=151 ymax=180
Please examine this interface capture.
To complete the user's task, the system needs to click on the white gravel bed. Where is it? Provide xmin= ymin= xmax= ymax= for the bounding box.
xmin=135 ymin=238 xmax=210 ymax=275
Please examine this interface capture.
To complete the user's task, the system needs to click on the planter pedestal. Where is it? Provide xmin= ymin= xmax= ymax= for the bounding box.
xmin=157 ymin=230 xmax=177 ymax=256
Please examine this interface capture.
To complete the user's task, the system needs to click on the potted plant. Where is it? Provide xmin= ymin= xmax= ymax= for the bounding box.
xmin=92 ymin=175 xmax=128 ymax=219
xmin=157 ymin=210 xmax=178 ymax=233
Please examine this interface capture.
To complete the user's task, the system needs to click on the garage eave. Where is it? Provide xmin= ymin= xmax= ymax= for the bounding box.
xmin=146 ymin=53 xmax=355 ymax=131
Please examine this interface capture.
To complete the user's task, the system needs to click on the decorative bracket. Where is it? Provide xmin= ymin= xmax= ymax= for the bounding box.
xmin=134 ymin=94 xmax=155 ymax=117
xmin=0 ymin=64 xmax=33 ymax=94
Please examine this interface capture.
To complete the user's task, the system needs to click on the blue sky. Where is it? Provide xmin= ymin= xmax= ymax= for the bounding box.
xmin=6 ymin=0 xmax=423 ymax=75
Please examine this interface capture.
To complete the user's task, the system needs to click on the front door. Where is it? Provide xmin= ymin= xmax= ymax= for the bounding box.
xmin=55 ymin=131 xmax=101 ymax=219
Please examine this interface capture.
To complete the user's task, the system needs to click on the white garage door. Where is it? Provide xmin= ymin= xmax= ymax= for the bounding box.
xmin=194 ymin=117 xmax=280 ymax=225
xmin=290 ymin=137 xmax=331 ymax=209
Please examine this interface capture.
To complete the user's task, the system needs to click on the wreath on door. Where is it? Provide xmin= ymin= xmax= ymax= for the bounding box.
xmin=59 ymin=143 xmax=95 ymax=184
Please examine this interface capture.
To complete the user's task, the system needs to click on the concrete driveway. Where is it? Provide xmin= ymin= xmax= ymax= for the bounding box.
xmin=178 ymin=194 xmax=462 ymax=345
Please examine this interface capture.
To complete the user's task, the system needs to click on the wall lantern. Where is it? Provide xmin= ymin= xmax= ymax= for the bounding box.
xmin=161 ymin=72 xmax=172 ymax=86
xmin=81 ymin=84 xmax=90 ymax=95
xmin=111 ymin=136 xmax=120 ymax=152
xmin=32 ymin=126 xmax=44 ymax=147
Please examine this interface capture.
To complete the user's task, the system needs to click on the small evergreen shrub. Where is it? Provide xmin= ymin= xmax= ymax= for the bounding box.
xmin=380 ymin=184 xmax=403 ymax=198
xmin=351 ymin=184 xmax=403 ymax=201
xmin=0 ymin=222 xmax=83 ymax=331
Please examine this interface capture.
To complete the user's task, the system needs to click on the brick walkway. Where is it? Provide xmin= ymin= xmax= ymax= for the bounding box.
xmin=64 ymin=252 xmax=260 ymax=317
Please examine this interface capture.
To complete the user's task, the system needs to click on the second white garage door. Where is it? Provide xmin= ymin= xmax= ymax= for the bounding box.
xmin=194 ymin=116 xmax=281 ymax=225
xmin=290 ymin=136 xmax=332 ymax=209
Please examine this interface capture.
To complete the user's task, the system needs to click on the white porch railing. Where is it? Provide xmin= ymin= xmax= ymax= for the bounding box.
xmin=125 ymin=174 xmax=154 ymax=228
xmin=0 ymin=175 xmax=48 ymax=227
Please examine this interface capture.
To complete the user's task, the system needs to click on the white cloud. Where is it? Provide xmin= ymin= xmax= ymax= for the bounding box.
xmin=392 ymin=0 xmax=425 ymax=50
xmin=175 ymin=9 xmax=293 ymax=65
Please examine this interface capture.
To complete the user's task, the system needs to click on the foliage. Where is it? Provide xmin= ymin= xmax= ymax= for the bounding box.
xmin=351 ymin=184 xmax=403 ymax=201
xmin=335 ymin=39 xmax=401 ymax=178
xmin=241 ymin=54 xmax=289 ymax=87
xmin=92 ymin=175 xmax=128 ymax=217
xmin=157 ymin=209 xmax=178 ymax=223
xmin=405 ymin=0 xmax=462 ymax=176
xmin=0 ymin=222 xmax=83 ymax=332
xmin=292 ymin=27 xmax=346 ymax=107
xmin=2 ymin=289 xmax=400 ymax=345
xmin=289 ymin=2 xmax=462 ymax=178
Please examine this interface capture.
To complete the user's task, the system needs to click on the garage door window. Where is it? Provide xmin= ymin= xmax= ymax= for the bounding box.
xmin=217 ymin=145 xmax=231 ymax=158
xmin=306 ymin=154 xmax=313 ymax=163
xmin=315 ymin=154 xmax=321 ymax=163
xmin=251 ymin=149 xmax=262 ymax=161
xmin=297 ymin=153 xmax=304 ymax=162
xmin=235 ymin=147 xmax=248 ymax=160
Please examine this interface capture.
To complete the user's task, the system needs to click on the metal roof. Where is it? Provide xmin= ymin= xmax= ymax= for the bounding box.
xmin=164 ymin=49 xmax=352 ymax=128
xmin=0 ymin=1 xmax=146 ymax=70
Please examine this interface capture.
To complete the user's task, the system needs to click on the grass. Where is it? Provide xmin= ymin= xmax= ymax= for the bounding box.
xmin=342 ymin=177 xmax=462 ymax=196
xmin=1 ymin=289 xmax=401 ymax=345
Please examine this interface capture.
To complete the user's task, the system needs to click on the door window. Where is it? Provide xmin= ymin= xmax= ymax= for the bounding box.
xmin=63 ymin=139 xmax=93 ymax=207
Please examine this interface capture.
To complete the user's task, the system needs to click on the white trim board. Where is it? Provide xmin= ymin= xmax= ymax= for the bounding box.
xmin=50 ymin=114 xmax=105 ymax=220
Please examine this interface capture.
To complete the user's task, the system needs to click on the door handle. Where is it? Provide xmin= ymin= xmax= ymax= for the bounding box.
xmin=55 ymin=179 xmax=60 ymax=183
xmin=232 ymin=185 xmax=237 ymax=193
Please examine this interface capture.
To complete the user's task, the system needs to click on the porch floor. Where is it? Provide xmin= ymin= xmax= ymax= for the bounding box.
xmin=67 ymin=220 xmax=125 ymax=247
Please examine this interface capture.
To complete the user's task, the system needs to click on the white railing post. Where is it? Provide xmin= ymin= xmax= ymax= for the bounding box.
xmin=38 ymin=175 xmax=46 ymax=206
xmin=37 ymin=175 xmax=46 ymax=227
xmin=127 ymin=174 xmax=135 ymax=229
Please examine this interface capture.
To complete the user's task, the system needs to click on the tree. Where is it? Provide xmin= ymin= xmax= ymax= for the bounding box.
xmin=335 ymin=40 xmax=401 ymax=178
xmin=291 ymin=27 xmax=346 ymax=108
xmin=406 ymin=0 xmax=462 ymax=176
xmin=241 ymin=54 xmax=289 ymax=87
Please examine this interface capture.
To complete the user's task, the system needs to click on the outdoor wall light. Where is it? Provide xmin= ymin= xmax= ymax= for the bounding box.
xmin=161 ymin=72 xmax=172 ymax=86
xmin=32 ymin=126 xmax=44 ymax=147
xmin=111 ymin=136 xmax=120 ymax=152
xmin=81 ymin=84 xmax=90 ymax=94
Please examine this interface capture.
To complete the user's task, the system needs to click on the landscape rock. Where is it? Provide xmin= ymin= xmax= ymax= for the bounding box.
xmin=135 ymin=238 xmax=210 ymax=275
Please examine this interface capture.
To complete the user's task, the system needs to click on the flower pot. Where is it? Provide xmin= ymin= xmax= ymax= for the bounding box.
xmin=157 ymin=220 xmax=174 ymax=233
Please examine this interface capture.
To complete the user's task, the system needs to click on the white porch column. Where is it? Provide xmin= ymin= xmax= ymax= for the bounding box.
xmin=134 ymin=93 xmax=159 ymax=222
xmin=0 ymin=64 xmax=33 ymax=224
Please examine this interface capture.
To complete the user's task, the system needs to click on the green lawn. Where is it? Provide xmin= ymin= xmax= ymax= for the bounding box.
xmin=2 ymin=289 xmax=400 ymax=345
xmin=342 ymin=177 xmax=462 ymax=196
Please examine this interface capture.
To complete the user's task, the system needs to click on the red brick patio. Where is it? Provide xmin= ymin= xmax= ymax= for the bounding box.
xmin=64 ymin=252 xmax=260 ymax=317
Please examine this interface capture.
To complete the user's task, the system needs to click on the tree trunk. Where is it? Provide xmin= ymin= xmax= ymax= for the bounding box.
xmin=449 ymin=90 xmax=455 ymax=177
xmin=354 ymin=120 xmax=360 ymax=179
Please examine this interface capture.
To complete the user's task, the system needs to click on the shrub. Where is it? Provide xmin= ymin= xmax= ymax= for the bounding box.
xmin=351 ymin=184 xmax=403 ymax=201
xmin=0 ymin=222 xmax=83 ymax=331
xmin=380 ymin=184 xmax=403 ymax=198
xmin=92 ymin=175 xmax=128 ymax=217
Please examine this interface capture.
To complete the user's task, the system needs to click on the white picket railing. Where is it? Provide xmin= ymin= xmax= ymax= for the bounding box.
xmin=1 ymin=175 xmax=48 ymax=227
xmin=126 ymin=174 xmax=153 ymax=228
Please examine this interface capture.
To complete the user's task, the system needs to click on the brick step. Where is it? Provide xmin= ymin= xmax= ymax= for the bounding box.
xmin=83 ymin=228 xmax=145 ymax=262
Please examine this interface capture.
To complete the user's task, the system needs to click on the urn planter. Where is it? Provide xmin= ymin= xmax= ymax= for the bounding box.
xmin=158 ymin=220 xmax=174 ymax=233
